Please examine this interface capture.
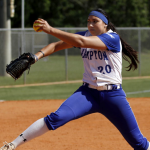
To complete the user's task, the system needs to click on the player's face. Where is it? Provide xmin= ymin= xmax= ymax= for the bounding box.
xmin=87 ymin=15 xmax=107 ymax=36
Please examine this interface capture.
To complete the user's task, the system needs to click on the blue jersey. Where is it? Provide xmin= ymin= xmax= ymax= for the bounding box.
xmin=76 ymin=30 xmax=122 ymax=86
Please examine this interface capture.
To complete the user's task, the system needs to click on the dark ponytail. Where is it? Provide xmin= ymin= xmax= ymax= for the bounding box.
xmin=95 ymin=8 xmax=139 ymax=71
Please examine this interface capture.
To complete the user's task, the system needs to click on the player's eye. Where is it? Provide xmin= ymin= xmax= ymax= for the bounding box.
xmin=93 ymin=20 xmax=98 ymax=23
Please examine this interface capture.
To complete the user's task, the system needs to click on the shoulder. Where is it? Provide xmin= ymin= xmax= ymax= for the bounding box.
xmin=97 ymin=30 xmax=121 ymax=52
xmin=98 ymin=30 xmax=120 ymax=41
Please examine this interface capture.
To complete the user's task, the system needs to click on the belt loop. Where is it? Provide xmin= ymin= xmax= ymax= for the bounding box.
xmin=112 ymin=84 xmax=116 ymax=90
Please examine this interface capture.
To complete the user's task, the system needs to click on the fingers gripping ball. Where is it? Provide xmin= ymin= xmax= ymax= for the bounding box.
xmin=33 ymin=21 xmax=42 ymax=32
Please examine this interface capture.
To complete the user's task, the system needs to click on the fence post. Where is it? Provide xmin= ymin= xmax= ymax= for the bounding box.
xmin=65 ymin=49 xmax=68 ymax=81
xmin=138 ymin=28 xmax=141 ymax=76
xmin=0 ymin=0 xmax=12 ymax=76
xmin=21 ymin=30 xmax=26 ymax=84
xmin=32 ymin=32 xmax=34 ymax=54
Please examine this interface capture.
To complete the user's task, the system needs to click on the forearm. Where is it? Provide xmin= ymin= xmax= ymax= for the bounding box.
xmin=34 ymin=19 xmax=85 ymax=48
xmin=35 ymin=43 xmax=55 ymax=60
xmin=48 ymin=27 xmax=84 ymax=48
xmin=34 ymin=41 xmax=72 ymax=61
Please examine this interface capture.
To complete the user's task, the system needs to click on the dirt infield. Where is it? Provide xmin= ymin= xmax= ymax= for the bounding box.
xmin=0 ymin=98 xmax=150 ymax=150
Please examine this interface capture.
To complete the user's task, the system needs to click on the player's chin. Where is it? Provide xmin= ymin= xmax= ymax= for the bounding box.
xmin=89 ymin=30 xmax=96 ymax=36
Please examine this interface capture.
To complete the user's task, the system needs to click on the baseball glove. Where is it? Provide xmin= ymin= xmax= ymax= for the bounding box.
xmin=6 ymin=52 xmax=35 ymax=80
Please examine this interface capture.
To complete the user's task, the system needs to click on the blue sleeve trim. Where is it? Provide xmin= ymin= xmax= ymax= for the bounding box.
xmin=97 ymin=33 xmax=121 ymax=53
xmin=75 ymin=30 xmax=87 ymax=36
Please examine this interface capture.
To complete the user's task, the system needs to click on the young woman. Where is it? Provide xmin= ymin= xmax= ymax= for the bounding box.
xmin=1 ymin=8 xmax=149 ymax=150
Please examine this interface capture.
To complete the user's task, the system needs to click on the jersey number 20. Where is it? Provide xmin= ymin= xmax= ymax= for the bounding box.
xmin=98 ymin=65 xmax=111 ymax=74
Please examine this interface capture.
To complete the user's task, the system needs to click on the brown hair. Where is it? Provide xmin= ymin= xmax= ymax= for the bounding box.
xmin=95 ymin=8 xmax=139 ymax=71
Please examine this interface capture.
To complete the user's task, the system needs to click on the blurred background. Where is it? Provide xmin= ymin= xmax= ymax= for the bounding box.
xmin=0 ymin=0 xmax=150 ymax=100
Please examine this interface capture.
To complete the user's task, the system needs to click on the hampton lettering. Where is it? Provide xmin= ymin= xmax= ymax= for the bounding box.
xmin=81 ymin=49 xmax=108 ymax=60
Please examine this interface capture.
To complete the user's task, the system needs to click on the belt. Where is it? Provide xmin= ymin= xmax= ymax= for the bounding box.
xmin=83 ymin=82 xmax=121 ymax=91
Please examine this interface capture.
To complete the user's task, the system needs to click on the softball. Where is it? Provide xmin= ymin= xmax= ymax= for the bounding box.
xmin=33 ymin=21 xmax=42 ymax=32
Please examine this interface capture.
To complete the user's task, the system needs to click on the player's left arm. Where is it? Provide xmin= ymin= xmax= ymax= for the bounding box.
xmin=34 ymin=19 xmax=107 ymax=50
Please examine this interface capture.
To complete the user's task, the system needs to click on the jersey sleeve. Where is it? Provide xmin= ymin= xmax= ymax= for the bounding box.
xmin=97 ymin=33 xmax=121 ymax=53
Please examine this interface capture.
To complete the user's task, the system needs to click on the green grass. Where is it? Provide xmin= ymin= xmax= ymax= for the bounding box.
xmin=122 ymin=78 xmax=150 ymax=97
xmin=0 ymin=55 xmax=84 ymax=86
xmin=0 ymin=78 xmax=150 ymax=101
xmin=0 ymin=53 xmax=149 ymax=86
xmin=122 ymin=53 xmax=150 ymax=77
xmin=0 ymin=54 xmax=149 ymax=100
xmin=0 ymin=83 xmax=81 ymax=101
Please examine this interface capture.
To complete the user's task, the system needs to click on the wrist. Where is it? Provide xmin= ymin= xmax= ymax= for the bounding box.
xmin=34 ymin=55 xmax=39 ymax=62
xmin=49 ymin=26 xmax=54 ymax=34
xmin=39 ymin=50 xmax=45 ymax=57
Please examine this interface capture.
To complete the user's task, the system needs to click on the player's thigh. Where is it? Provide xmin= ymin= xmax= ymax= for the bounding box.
xmin=45 ymin=85 xmax=100 ymax=130
xmin=58 ymin=85 xmax=100 ymax=119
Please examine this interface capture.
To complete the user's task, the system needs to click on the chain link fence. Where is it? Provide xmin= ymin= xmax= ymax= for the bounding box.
xmin=0 ymin=27 xmax=150 ymax=85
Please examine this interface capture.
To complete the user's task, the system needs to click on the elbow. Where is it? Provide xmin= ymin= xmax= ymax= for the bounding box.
xmin=73 ymin=35 xmax=85 ymax=48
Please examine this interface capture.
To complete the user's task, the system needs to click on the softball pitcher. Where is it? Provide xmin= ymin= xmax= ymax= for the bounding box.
xmin=1 ymin=8 xmax=150 ymax=150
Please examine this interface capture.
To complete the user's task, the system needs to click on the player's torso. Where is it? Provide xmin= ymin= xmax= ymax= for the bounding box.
xmin=81 ymin=31 xmax=122 ymax=86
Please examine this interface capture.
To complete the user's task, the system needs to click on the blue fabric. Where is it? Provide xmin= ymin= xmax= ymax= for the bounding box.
xmin=89 ymin=11 xmax=108 ymax=25
xmin=75 ymin=31 xmax=87 ymax=36
xmin=44 ymin=85 xmax=149 ymax=150
xmin=97 ymin=32 xmax=121 ymax=53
